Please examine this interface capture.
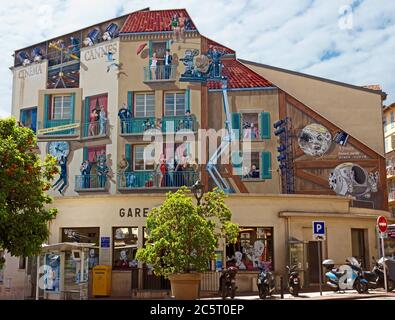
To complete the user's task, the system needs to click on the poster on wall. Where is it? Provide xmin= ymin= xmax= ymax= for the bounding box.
xmin=44 ymin=254 xmax=61 ymax=293
xmin=298 ymin=123 xmax=332 ymax=157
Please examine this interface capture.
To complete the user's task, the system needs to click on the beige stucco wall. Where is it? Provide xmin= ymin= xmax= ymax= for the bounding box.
xmin=242 ymin=61 xmax=385 ymax=156
xmin=0 ymin=254 xmax=26 ymax=300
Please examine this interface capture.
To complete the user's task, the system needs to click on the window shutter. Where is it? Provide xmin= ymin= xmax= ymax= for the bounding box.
xmin=231 ymin=112 xmax=241 ymax=140
xmin=127 ymin=91 xmax=134 ymax=117
xmin=261 ymin=151 xmax=272 ymax=179
xmin=44 ymin=94 xmax=50 ymax=125
xmin=70 ymin=93 xmax=75 ymax=122
xmin=31 ymin=108 xmax=37 ymax=133
xmin=231 ymin=151 xmax=243 ymax=176
xmin=260 ymin=112 xmax=271 ymax=139
xmin=20 ymin=109 xmax=27 ymax=126
xmin=83 ymin=147 xmax=88 ymax=161
xmin=125 ymin=144 xmax=132 ymax=172
xmin=186 ymin=88 xmax=190 ymax=112
xmin=84 ymin=97 xmax=90 ymax=136
xmin=148 ymin=41 xmax=153 ymax=69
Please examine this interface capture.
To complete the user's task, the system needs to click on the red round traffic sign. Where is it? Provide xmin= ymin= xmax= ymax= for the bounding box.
xmin=377 ymin=216 xmax=388 ymax=233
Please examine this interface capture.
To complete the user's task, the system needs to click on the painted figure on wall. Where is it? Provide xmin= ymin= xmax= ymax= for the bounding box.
xmin=52 ymin=156 xmax=68 ymax=194
xmin=298 ymin=123 xmax=332 ymax=157
xmin=118 ymin=103 xmax=132 ymax=134
xmin=329 ymin=163 xmax=379 ymax=199
xmin=96 ymin=154 xmax=109 ymax=188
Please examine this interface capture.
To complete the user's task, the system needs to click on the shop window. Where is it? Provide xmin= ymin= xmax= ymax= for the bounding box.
xmin=135 ymin=93 xmax=155 ymax=118
xmin=20 ymin=107 xmax=37 ymax=133
xmin=165 ymin=92 xmax=186 ymax=116
xmin=134 ymin=145 xmax=155 ymax=171
xmin=113 ymin=227 xmax=139 ymax=269
xmin=51 ymin=95 xmax=72 ymax=120
xmin=62 ymin=227 xmax=100 ymax=269
xmin=226 ymin=227 xmax=274 ymax=271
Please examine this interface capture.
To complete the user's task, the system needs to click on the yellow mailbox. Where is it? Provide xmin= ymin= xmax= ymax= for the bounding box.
xmin=92 ymin=266 xmax=112 ymax=297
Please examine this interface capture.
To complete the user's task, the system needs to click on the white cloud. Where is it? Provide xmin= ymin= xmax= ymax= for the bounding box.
xmin=1 ymin=0 xmax=394 ymax=118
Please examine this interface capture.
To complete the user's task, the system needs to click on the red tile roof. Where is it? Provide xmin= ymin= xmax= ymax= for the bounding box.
xmin=208 ymin=59 xmax=274 ymax=89
xmin=120 ymin=9 xmax=197 ymax=33
xmin=204 ymin=36 xmax=236 ymax=55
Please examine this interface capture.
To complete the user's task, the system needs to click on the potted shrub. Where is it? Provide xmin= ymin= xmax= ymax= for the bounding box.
xmin=136 ymin=186 xmax=239 ymax=300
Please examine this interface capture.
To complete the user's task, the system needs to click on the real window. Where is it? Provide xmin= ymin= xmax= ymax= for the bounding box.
xmin=113 ymin=227 xmax=139 ymax=269
xmin=165 ymin=92 xmax=186 ymax=117
xmin=51 ymin=95 xmax=72 ymax=120
xmin=226 ymin=227 xmax=274 ymax=271
xmin=134 ymin=145 xmax=155 ymax=171
xmin=19 ymin=257 xmax=26 ymax=269
xmin=135 ymin=93 xmax=155 ymax=118
xmin=61 ymin=227 xmax=100 ymax=269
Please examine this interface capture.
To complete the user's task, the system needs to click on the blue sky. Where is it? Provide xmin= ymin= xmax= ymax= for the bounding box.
xmin=0 ymin=0 xmax=394 ymax=118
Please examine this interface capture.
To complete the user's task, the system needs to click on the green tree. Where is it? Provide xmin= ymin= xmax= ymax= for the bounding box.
xmin=136 ymin=186 xmax=239 ymax=278
xmin=0 ymin=118 xmax=59 ymax=268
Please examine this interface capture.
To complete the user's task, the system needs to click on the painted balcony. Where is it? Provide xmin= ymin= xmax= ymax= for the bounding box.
xmin=161 ymin=115 xmax=197 ymax=133
xmin=119 ymin=117 xmax=156 ymax=136
xmin=75 ymin=175 xmax=109 ymax=192
xmin=143 ymin=65 xmax=177 ymax=83
xmin=117 ymin=171 xmax=199 ymax=191
xmin=37 ymin=119 xmax=80 ymax=140
xmin=82 ymin=120 xmax=109 ymax=139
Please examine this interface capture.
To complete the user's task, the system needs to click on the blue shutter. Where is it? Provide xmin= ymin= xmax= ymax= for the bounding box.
xmin=125 ymin=144 xmax=132 ymax=172
xmin=261 ymin=151 xmax=272 ymax=179
xmin=83 ymin=147 xmax=88 ymax=161
xmin=84 ymin=97 xmax=90 ymax=137
xmin=260 ymin=112 xmax=271 ymax=139
xmin=231 ymin=112 xmax=241 ymax=140
xmin=127 ymin=91 xmax=134 ymax=117
xmin=20 ymin=109 xmax=27 ymax=126
xmin=44 ymin=94 xmax=50 ymax=127
xmin=231 ymin=151 xmax=243 ymax=176
xmin=31 ymin=108 xmax=37 ymax=133
xmin=186 ymin=88 xmax=190 ymax=112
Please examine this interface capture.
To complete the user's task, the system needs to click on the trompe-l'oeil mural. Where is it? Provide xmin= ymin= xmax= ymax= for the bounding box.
xmin=298 ymin=123 xmax=332 ymax=157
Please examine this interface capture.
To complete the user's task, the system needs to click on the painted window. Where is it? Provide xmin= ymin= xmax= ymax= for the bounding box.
xmin=61 ymin=227 xmax=100 ymax=269
xmin=134 ymin=145 xmax=155 ymax=171
xmin=164 ymin=92 xmax=186 ymax=116
xmin=51 ymin=95 xmax=72 ymax=120
xmin=391 ymin=112 xmax=394 ymax=128
xmin=113 ymin=227 xmax=139 ymax=269
xmin=151 ymin=42 xmax=167 ymax=60
xmin=135 ymin=93 xmax=155 ymax=118
xmin=20 ymin=107 xmax=37 ymax=133
xmin=236 ymin=151 xmax=272 ymax=180
xmin=385 ymin=137 xmax=391 ymax=153
xmin=384 ymin=116 xmax=387 ymax=132
xmin=233 ymin=112 xmax=271 ymax=140
xmin=226 ymin=227 xmax=274 ymax=271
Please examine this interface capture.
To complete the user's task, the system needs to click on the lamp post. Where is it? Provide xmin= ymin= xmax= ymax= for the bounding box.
xmin=191 ymin=180 xmax=204 ymax=206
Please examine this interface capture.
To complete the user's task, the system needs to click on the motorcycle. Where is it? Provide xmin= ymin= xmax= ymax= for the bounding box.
xmin=286 ymin=265 xmax=301 ymax=296
xmin=219 ymin=266 xmax=238 ymax=299
xmin=322 ymin=257 xmax=368 ymax=294
xmin=363 ymin=257 xmax=395 ymax=292
xmin=257 ymin=265 xmax=276 ymax=299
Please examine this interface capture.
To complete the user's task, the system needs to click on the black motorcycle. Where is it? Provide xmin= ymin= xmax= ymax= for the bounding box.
xmin=363 ymin=257 xmax=395 ymax=292
xmin=286 ymin=265 xmax=301 ymax=296
xmin=219 ymin=266 xmax=238 ymax=299
xmin=257 ymin=266 xmax=276 ymax=299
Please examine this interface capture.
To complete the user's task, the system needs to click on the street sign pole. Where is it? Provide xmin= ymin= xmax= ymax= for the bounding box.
xmin=318 ymin=242 xmax=322 ymax=296
xmin=381 ymin=234 xmax=388 ymax=292
xmin=377 ymin=216 xmax=388 ymax=292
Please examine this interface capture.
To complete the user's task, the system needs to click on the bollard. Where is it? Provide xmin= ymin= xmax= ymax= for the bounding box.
xmin=280 ymin=276 xmax=284 ymax=299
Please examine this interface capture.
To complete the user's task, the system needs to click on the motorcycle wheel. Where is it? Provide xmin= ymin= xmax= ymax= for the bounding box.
xmin=355 ymin=279 xmax=368 ymax=294
xmin=221 ymin=286 xmax=227 ymax=300
xmin=258 ymin=285 xmax=267 ymax=300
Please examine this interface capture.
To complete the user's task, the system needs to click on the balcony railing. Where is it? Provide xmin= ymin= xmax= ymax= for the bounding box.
xmin=119 ymin=117 xmax=156 ymax=135
xmin=161 ymin=115 xmax=197 ymax=132
xmin=75 ymin=175 xmax=108 ymax=192
xmin=143 ymin=65 xmax=177 ymax=82
xmin=82 ymin=120 xmax=108 ymax=138
xmin=37 ymin=119 xmax=78 ymax=136
xmin=118 ymin=171 xmax=199 ymax=190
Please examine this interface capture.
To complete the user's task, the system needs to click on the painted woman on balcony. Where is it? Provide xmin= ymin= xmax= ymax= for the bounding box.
xmin=150 ymin=52 xmax=158 ymax=80
xmin=89 ymin=109 xmax=99 ymax=136
xmin=99 ymin=106 xmax=107 ymax=135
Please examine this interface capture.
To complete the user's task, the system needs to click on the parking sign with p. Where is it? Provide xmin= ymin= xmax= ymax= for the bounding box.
xmin=313 ymin=221 xmax=326 ymax=241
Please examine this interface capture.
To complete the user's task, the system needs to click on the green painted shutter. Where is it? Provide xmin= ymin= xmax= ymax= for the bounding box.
xmin=44 ymin=94 xmax=50 ymax=126
xmin=261 ymin=151 xmax=272 ymax=179
xmin=166 ymin=41 xmax=171 ymax=50
xmin=70 ymin=93 xmax=76 ymax=134
xmin=84 ymin=97 xmax=90 ymax=137
xmin=231 ymin=151 xmax=243 ymax=176
xmin=125 ymin=144 xmax=132 ymax=172
xmin=186 ymin=88 xmax=190 ymax=112
xmin=127 ymin=91 xmax=134 ymax=117
xmin=231 ymin=112 xmax=241 ymax=140
xmin=260 ymin=112 xmax=271 ymax=139
xmin=83 ymin=147 xmax=88 ymax=161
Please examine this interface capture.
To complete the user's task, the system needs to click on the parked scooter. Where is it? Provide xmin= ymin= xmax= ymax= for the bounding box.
xmin=286 ymin=265 xmax=301 ymax=296
xmin=322 ymin=257 xmax=368 ymax=293
xmin=219 ymin=266 xmax=238 ymax=299
xmin=363 ymin=257 xmax=395 ymax=292
xmin=256 ymin=265 xmax=276 ymax=299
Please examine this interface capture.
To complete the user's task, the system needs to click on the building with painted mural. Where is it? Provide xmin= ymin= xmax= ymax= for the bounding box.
xmin=1 ymin=8 xmax=393 ymax=299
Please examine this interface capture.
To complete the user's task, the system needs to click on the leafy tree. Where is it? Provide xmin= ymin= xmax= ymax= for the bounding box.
xmin=136 ymin=186 xmax=239 ymax=278
xmin=0 ymin=118 xmax=59 ymax=268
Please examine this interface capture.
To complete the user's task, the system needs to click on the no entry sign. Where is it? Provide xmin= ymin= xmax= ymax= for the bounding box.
xmin=377 ymin=216 xmax=388 ymax=233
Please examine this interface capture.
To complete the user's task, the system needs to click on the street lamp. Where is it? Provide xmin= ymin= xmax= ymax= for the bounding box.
xmin=191 ymin=180 xmax=204 ymax=206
